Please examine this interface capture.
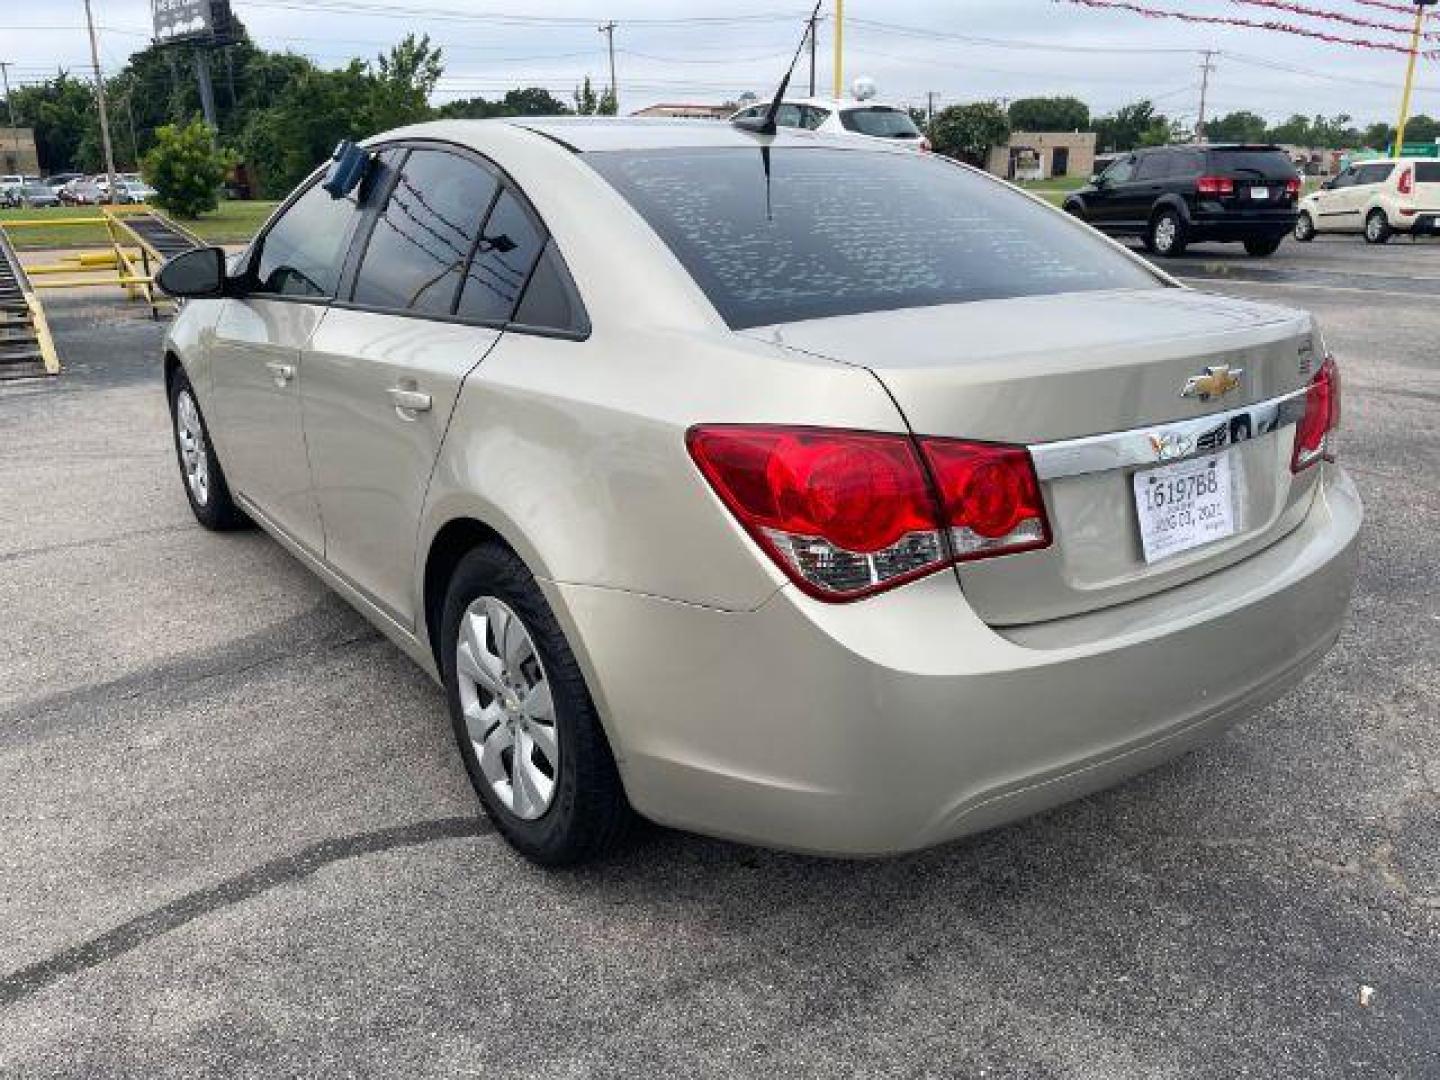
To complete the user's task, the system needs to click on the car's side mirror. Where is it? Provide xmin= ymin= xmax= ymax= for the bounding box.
xmin=156 ymin=247 xmax=229 ymax=299
xmin=1089 ymin=174 xmax=1102 ymax=185
xmin=1321 ymin=178 xmax=1336 ymax=191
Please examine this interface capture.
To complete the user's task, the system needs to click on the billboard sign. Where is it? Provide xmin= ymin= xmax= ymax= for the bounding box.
xmin=152 ymin=0 xmax=232 ymax=44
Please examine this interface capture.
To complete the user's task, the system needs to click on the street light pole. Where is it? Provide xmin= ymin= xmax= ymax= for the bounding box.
xmin=83 ymin=0 xmax=118 ymax=201
xmin=1394 ymin=0 xmax=1437 ymax=157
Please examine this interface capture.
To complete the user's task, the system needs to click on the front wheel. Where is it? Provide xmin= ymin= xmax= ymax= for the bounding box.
xmin=1244 ymin=235 xmax=1284 ymax=257
xmin=1294 ymin=212 xmax=1316 ymax=242
xmin=441 ymin=544 xmax=634 ymax=866
xmin=169 ymin=371 xmax=249 ymax=531
xmin=1364 ymin=210 xmax=1392 ymax=245
xmin=1148 ymin=210 xmax=1187 ymax=257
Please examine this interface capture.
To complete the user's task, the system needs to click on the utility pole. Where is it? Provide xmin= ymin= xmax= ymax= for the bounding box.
xmin=1195 ymin=50 xmax=1218 ymax=143
xmin=926 ymin=90 xmax=937 ymax=131
xmin=598 ymin=21 xmax=617 ymax=114
xmin=83 ymin=0 xmax=117 ymax=201
xmin=0 ymin=62 xmax=21 ymax=178
xmin=832 ymin=0 xmax=845 ymax=99
xmin=807 ymin=10 xmax=819 ymax=97
xmin=1394 ymin=0 xmax=1437 ymax=157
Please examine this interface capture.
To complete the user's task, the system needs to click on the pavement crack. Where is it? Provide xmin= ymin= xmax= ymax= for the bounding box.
xmin=0 ymin=815 xmax=491 ymax=1010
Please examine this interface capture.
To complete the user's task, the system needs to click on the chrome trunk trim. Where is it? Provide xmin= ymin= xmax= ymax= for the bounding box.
xmin=1029 ymin=387 xmax=1309 ymax=480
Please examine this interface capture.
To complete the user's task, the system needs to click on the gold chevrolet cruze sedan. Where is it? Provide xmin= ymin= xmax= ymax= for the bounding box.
xmin=158 ymin=118 xmax=1360 ymax=865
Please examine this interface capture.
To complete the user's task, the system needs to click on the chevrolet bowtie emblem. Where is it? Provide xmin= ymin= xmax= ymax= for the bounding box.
xmin=1181 ymin=364 xmax=1244 ymax=402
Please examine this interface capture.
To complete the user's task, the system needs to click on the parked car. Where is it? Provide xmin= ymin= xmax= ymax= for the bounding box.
xmin=155 ymin=119 xmax=1359 ymax=865
xmin=44 ymin=172 xmax=84 ymax=189
xmin=729 ymin=96 xmax=930 ymax=151
xmin=59 ymin=180 xmax=105 ymax=206
xmin=115 ymin=180 xmax=158 ymax=203
xmin=0 ymin=173 xmax=40 ymax=198
xmin=1064 ymin=143 xmax=1301 ymax=256
xmin=1295 ymin=157 xmax=1440 ymax=243
xmin=2 ymin=182 xmax=61 ymax=209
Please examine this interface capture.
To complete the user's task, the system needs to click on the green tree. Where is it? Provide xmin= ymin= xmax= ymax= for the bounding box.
xmin=1092 ymin=100 xmax=1166 ymax=152
xmin=367 ymin=33 xmax=443 ymax=131
xmin=1266 ymin=114 xmax=1312 ymax=145
xmin=9 ymin=72 xmax=96 ymax=172
xmin=1204 ymin=111 xmax=1268 ymax=143
xmin=1007 ymin=96 xmax=1089 ymax=132
xmin=142 ymin=119 xmax=233 ymax=218
xmin=574 ymin=76 xmax=616 ymax=116
xmin=1402 ymin=114 xmax=1439 ymax=144
xmin=437 ymin=87 xmax=571 ymax=119
xmin=1363 ymin=122 xmax=1394 ymax=150
xmin=930 ymin=101 xmax=1010 ymax=165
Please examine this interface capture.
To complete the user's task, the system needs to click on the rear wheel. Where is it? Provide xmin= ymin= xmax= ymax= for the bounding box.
xmin=169 ymin=370 xmax=249 ymax=531
xmin=441 ymin=544 xmax=633 ymax=865
xmin=1243 ymin=235 xmax=1284 ymax=257
xmin=1148 ymin=210 xmax=1187 ymax=257
xmin=1364 ymin=209 xmax=1392 ymax=245
xmin=1293 ymin=212 xmax=1316 ymax=242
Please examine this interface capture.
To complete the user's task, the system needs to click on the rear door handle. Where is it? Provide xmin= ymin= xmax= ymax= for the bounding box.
xmin=264 ymin=361 xmax=295 ymax=386
xmin=387 ymin=387 xmax=432 ymax=414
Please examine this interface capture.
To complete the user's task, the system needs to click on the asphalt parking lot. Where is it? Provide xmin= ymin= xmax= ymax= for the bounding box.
xmin=1 ymin=234 xmax=1436 ymax=1078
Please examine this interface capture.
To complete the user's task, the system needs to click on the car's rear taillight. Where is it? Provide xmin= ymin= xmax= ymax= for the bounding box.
xmin=919 ymin=136 xmax=933 ymax=153
xmin=917 ymin=439 xmax=1051 ymax=560
xmin=687 ymin=426 xmax=1050 ymax=601
xmin=1398 ymin=167 xmax=1414 ymax=196
xmin=1285 ymin=176 xmax=1302 ymax=198
xmin=1292 ymin=356 xmax=1340 ymax=472
xmin=1197 ymin=175 xmax=1236 ymax=196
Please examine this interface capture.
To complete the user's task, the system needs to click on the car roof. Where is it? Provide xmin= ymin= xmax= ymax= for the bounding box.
xmin=383 ymin=116 xmax=898 ymax=155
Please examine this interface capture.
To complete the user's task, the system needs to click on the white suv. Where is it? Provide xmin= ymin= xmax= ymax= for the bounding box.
xmin=728 ymin=97 xmax=930 ymax=151
xmin=1296 ymin=157 xmax=1440 ymax=243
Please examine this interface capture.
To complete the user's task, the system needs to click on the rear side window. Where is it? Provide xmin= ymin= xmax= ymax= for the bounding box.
xmin=1134 ymin=153 xmax=1169 ymax=181
xmin=253 ymin=178 xmax=366 ymax=298
xmin=1207 ymin=149 xmax=1295 ymax=179
xmin=1416 ymin=162 xmax=1440 ymax=184
xmin=838 ymin=108 xmax=921 ymax=139
xmin=454 ymin=190 xmax=545 ymax=323
xmin=512 ymin=240 xmax=587 ymax=335
xmin=351 ymin=149 xmax=499 ymax=315
xmin=1356 ymin=163 xmax=1396 ymax=185
xmin=587 ymin=147 xmax=1160 ymax=330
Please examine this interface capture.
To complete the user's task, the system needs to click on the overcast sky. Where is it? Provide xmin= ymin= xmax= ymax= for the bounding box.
xmin=5 ymin=0 xmax=1436 ymax=128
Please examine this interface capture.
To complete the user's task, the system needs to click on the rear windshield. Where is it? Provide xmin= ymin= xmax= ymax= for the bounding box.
xmin=1416 ymin=162 xmax=1440 ymax=184
xmin=839 ymin=107 xmax=921 ymax=139
xmin=1206 ymin=149 xmax=1295 ymax=179
xmin=586 ymin=147 xmax=1160 ymax=329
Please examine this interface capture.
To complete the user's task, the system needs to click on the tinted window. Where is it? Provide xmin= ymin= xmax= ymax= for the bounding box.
xmin=839 ymin=107 xmax=921 ymax=139
xmin=351 ymin=149 xmax=499 ymax=314
xmin=1356 ymin=163 xmax=1396 ymax=185
xmin=801 ymin=106 xmax=830 ymax=130
xmin=1416 ymin=162 xmax=1440 ymax=184
xmin=1207 ymin=149 xmax=1295 ymax=179
xmin=1135 ymin=153 xmax=1169 ymax=181
xmin=254 ymin=178 xmax=365 ymax=297
xmin=1103 ymin=156 xmax=1136 ymax=183
xmin=454 ymin=190 xmax=545 ymax=323
xmin=513 ymin=240 xmax=586 ymax=334
xmin=587 ymin=147 xmax=1160 ymax=330
xmin=774 ymin=104 xmax=806 ymax=129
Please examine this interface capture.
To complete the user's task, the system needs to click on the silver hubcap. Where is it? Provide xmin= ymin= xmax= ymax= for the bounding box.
xmin=1367 ymin=216 xmax=1383 ymax=240
xmin=456 ymin=597 xmax=558 ymax=821
xmin=1155 ymin=216 xmax=1177 ymax=251
xmin=175 ymin=390 xmax=210 ymax=507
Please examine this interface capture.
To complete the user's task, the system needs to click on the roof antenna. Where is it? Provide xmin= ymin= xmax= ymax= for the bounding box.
xmin=733 ymin=0 xmax=823 ymax=135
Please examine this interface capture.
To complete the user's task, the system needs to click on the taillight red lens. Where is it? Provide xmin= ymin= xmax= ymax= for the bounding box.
xmin=918 ymin=439 xmax=1051 ymax=559
xmin=688 ymin=426 xmax=1051 ymax=600
xmin=1398 ymin=168 xmax=1414 ymax=196
xmin=1292 ymin=356 xmax=1340 ymax=472
xmin=1285 ymin=176 xmax=1302 ymax=198
xmin=1197 ymin=175 xmax=1235 ymax=197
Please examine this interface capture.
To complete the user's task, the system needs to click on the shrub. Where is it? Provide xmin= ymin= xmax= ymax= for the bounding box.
xmin=142 ymin=120 xmax=234 ymax=219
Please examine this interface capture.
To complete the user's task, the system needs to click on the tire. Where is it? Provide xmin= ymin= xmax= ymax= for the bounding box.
xmin=168 ymin=370 xmax=249 ymax=531
xmin=1063 ymin=200 xmax=1086 ymax=220
xmin=1294 ymin=212 xmax=1316 ymax=242
xmin=441 ymin=544 xmax=633 ymax=866
xmin=1364 ymin=209 xmax=1392 ymax=245
xmin=1243 ymin=235 xmax=1284 ymax=257
xmin=1148 ymin=209 xmax=1187 ymax=257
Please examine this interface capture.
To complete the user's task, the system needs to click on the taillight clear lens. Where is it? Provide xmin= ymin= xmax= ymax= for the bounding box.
xmin=688 ymin=426 xmax=1051 ymax=601
xmin=1292 ymin=356 xmax=1340 ymax=472
xmin=1197 ymin=175 xmax=1235 ymax=196
xmin=918 ymin=439 xmax=1051 ymax=559
xmin=687 ymin=426 xmax=947 ymax=599
xmin=1398 ymin=168 xmax=1414 ymax=196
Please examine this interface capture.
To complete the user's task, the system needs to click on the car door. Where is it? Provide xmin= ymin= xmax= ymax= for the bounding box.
xmin=1350 ymin=162 xmax=1396 ymax=226
xmin=1086 ymin=154 xmax=1137 ymax=229
xmin=300 ymin=145 xmax=548 ymax=627
xmin=1121 ymin=150 xmax=1173 ymax=230
xmin=206 ymin=174 xmax=369 ymax=554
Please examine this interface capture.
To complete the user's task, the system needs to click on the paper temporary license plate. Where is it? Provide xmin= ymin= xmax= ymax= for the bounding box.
xmin=1250 ymin=186 xmax=1270 ymax=200
xmin=1133 ymin=451 xmax=1237 ymax=564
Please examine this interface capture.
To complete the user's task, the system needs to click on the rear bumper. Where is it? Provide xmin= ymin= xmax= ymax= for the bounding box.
xmin=549 ymin=465 xmax=1361 ymax=856
xmin=1187 ymin=209 xmax=1297 ymax=241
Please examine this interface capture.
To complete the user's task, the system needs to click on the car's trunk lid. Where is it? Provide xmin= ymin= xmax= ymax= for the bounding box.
xmin=745 ymin=288 xmax=1324 ymax=625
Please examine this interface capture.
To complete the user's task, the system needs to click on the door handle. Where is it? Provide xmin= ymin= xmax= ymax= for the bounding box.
xmin=387 ymin=387 xmax=432 ymax=415
xmin=264 ymin=361 xmax=295 ymax=386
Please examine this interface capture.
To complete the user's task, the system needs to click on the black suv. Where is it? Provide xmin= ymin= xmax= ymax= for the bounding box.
xmin=1064 ymin=144 xmax=1300 ymax=257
